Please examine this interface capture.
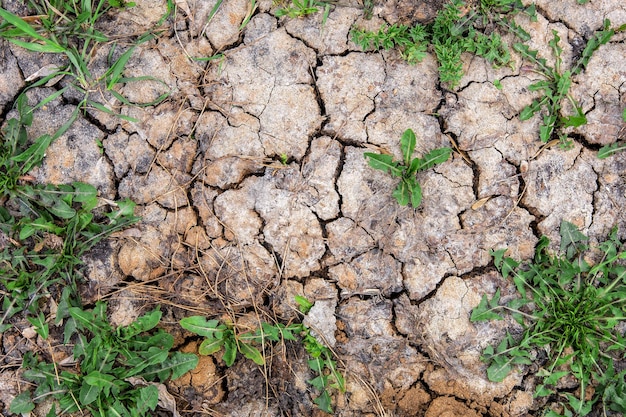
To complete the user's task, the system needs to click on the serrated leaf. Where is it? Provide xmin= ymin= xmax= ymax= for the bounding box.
xmin=519 ymin=100 xmax=541 ymax=120
xmin=27 ymin=312 xmax=49 ymax=339
xmin=559 ymin=220 xmax=588 ymax=259
xmin=470 ymin=293 xmax=503 ymax=322
xmin=79 ymin=379 xmax=102 ymax=405
xmin=137 ymin=385 xmax=159 ymax=413
xmin=308 ymin=374 xmax=328 ymax=391
xmin=118 ymin=309 xmax=161 ymax=339
xmin=49 ymin=198 xmax=76 ymax=219
xmin=142 ymin=351 xmax=198 ymax=381
xmin=409 ymin=180 xmax=422 ymax=207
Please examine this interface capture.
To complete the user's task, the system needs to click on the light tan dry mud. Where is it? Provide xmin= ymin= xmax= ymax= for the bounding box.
xmin=1 ymin=0 xmax=626 ymax=416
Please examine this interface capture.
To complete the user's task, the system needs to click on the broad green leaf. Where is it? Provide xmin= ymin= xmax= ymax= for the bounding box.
xmin=259 ymin=322 xmax=281 ymax=342
xmin=534 ymin=384 xmax=553 ymax=397
xmin=313 ymin=389 xmax=333 ymax=413
xmin=84 ymin=370 xmax=116 ymax=389
xmin=72 ymin=182 xmax=98 ymax=206
xmin=598 ymin=142 xmax=626 ymax=159
xmin=239 ymin=342 xmax=265 ymax=366
xmin=364 ymin=153 xmax=402 ymax=176
xmin=561 ymin=111 xmax=587 ymax=128
xmin=559 ymin=220 xmax=588 ymax=259
xmin=487 ymin=359 xmax=512 ymax=382
xmin=136 ymin=385 xmax=159 ymax=413
xmin=417 ymin=147 xmax=451 ymax=171
xmin=223 ymin=339 xmax=237 ymax=367
xmin=308 ymin=374 xmax=328 ymax=391
xmin=470 ymin=292 xmax=503 ymax=321
xmin=295 ymin=295 xmax=313 ymax=313
xmin=69 ymin=306 xmax=112 ymax=335
xmin=142 ymin=351 xmax=198 ymax=381
xmin=49 ymin=199 xmax=76 ymax=219
xmin=400 ymin=129 xmax=416 ymax=166
xmin=79 ymin=379 xmax=102 ymax=405
xmin=308 ymin=358 xmax=324 ymax=373
xmin=118 ymin=308 xmax=161 ymax=339
xmin=519 ymin=100 xmax=541 ymax=120
xmin=392 ymin=181 xmax=410 ymax=206
xmin=409 ymin=180 xmax=422 ymax=207
xmin=199 ymin=337 xmax=224 ymax=355
xmin=125 ymin=347 xmax=169 ymax=376
xmin=180 ymin=316 xmax=221 ymax=338
xmin=10 ymin=392 xmax=35 ymax=414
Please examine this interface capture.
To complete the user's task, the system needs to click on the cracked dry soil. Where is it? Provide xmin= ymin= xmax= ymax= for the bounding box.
xmin=1 ymin=0 xmax=626 ymax=416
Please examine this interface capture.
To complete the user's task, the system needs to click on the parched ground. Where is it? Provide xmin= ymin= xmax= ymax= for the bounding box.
xmin=1 ymin=0 xmax=626 ymax=416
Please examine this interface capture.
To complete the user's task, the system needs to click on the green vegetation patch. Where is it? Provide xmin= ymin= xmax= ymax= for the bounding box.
xmin=364 ymin=128 xmax=451 ymax=207
xmin=472 ymin=221 xmax=626 ymax=416
xmin=11 ymin=302 xmax=198 ymax=416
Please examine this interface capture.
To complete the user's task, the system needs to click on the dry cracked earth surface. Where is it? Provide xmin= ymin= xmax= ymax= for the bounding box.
xmin=1 ymin=0 xmax=626 ymax=416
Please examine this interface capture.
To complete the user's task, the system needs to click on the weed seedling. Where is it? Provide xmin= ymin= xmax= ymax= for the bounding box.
xmin=0 ymin=96 xmax=140 ymax=331
xmin=471 ymin=221 xmax=626 ymax=416
xmin=0 ymin=0 xmax=169 ymax=123
xmin=364 ymin=128 xmax=451 ymax=207
xmin=11 ymin=302 xmax=198 ymax=416
xmin=351 ymin=0 xmax=534 ymax=88
xmin=275 ymin=0 xmax=332 ymax=24
xmin=180 ymin=297 xmax=345 ymax=413
xmin=515 ymin=20 xmax=622 ymax=145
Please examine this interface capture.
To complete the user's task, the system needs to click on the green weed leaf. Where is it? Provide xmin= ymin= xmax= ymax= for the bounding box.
xmin=470 ymin=291 xmax=503 ymax=321
xmin=364 ymin=153 xmax=402 ymax=176
xmin=313 ymin=389 xmax=333 ymax=413
xmin=239 ymin=342 xmax=265 ymax=366
xmin=180 ymin=316 xmax=222 ymax=338
xmin=199 ymin=336 xmax=224 ymax=355
xmin=392 ymin=180 xmax=410 ymax=206
xmin=417 ymin=147 xmax=452 ymax=171
xmin=223 ymin=339 xmax=237 ymax=366
xmin=10 ymin=392 xmax=35 ymax=414
xmin=487 ymin=360 xmax=512 ymax=382
xmin=295 ymin=295 xmax=313 ymax=314
xmin=598 ymin=142 xmax=626 ymax=159
xmin=559 ymin=220 xmax=588 ymax=259
xmin=27 ymin=312 xmax=49 ymax=339
xmin=400 ymin=128 xmax=416 ymax=166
